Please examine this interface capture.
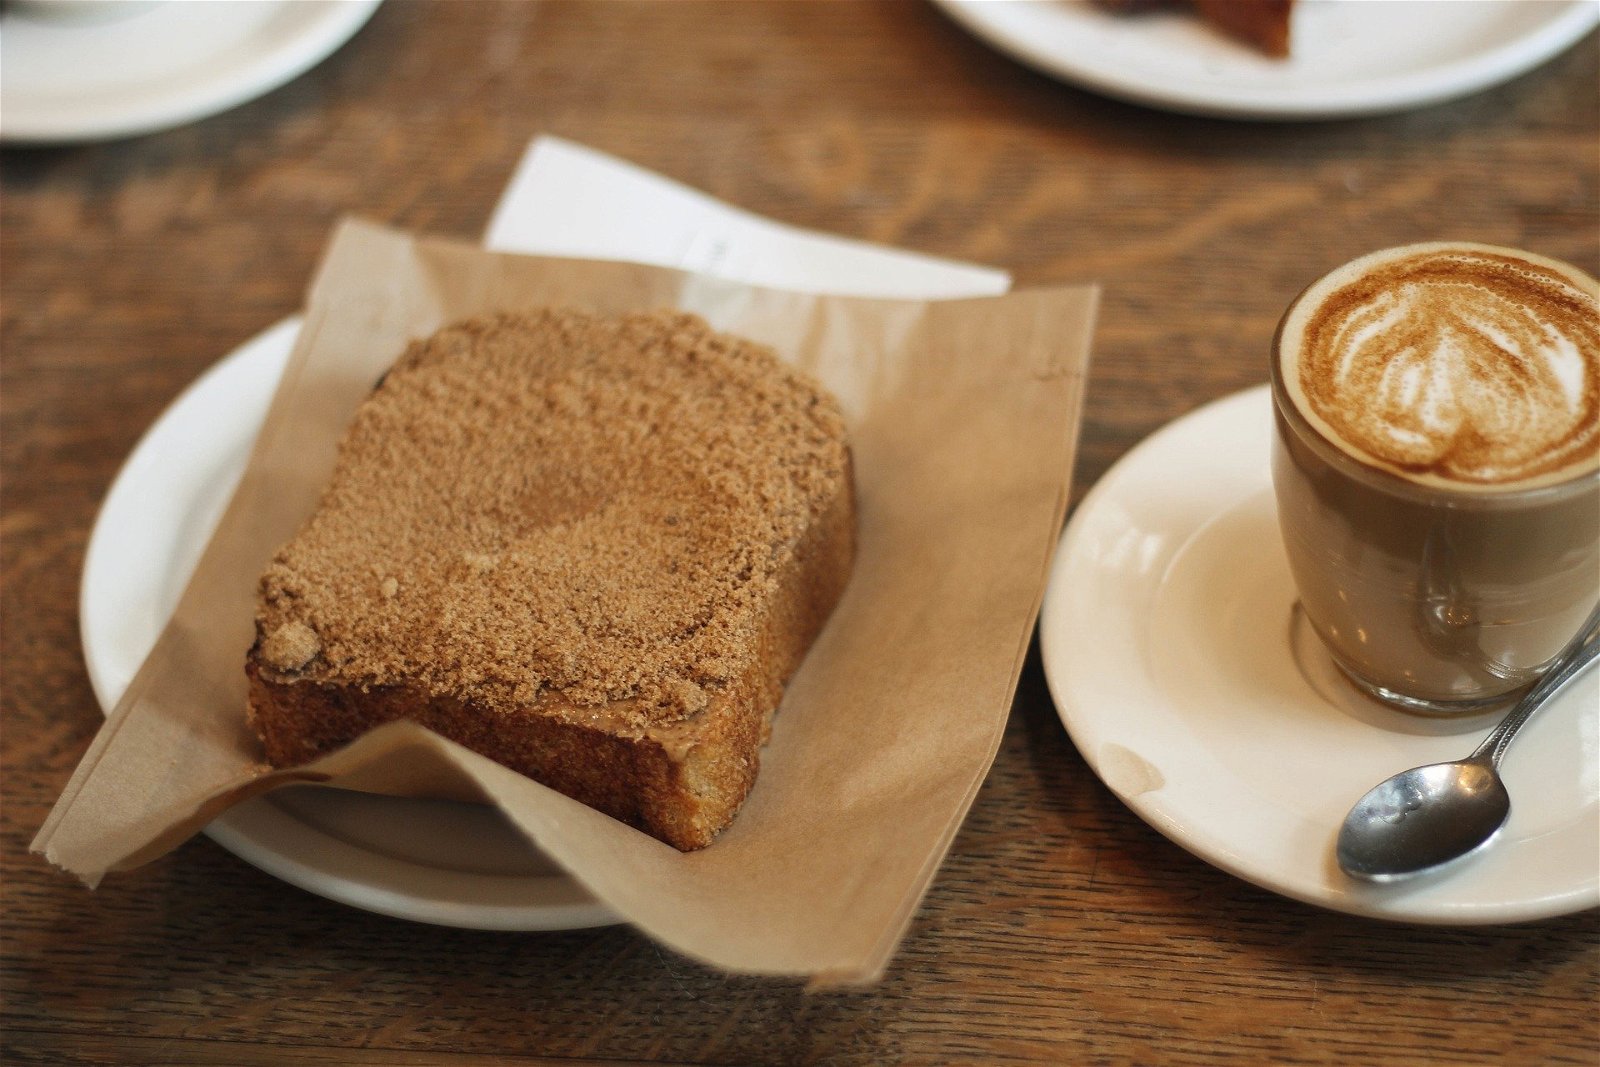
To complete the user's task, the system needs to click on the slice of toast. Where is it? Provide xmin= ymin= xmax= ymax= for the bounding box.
xmin=246 ymin=309 xmax=856 ymax=850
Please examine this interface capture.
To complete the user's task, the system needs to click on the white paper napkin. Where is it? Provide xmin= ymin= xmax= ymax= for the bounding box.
xmin=484 ymin=136 xmax=1011 ymax=299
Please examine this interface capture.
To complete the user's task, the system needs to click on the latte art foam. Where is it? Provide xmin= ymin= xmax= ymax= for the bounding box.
xmin=1280 ymin=244 xmax=1600 ymax=488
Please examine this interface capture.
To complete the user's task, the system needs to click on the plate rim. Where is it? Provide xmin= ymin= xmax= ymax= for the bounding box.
xmin=0 ymin=0 xmax=384 ymax=143
xmin=931 ymin=0 xmax=1600 ymax=121
xmin=78 ymin=315 xmax=619 ymax=931
xmin=1039 ymin=384 xmax=1600 ymax=924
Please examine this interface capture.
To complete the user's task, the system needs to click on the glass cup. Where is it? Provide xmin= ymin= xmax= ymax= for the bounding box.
xmin=1270 ymin=243 xmax=1600 ymax=715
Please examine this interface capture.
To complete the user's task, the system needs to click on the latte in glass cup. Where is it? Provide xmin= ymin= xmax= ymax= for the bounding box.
xmin=1271 ymin=242 xmax=1600 ymax=714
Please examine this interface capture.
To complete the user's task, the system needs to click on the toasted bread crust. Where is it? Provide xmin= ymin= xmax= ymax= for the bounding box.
xmin=246 ymin=309 xmax=855 ymax=850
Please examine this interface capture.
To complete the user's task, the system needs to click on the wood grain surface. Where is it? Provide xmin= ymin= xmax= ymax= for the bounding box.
xmin=3 ymin=2 xmax=1597 ymax=1064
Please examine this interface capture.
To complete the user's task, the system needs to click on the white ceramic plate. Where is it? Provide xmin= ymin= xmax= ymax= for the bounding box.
xmin=80 ymin=318 xmax=618 ymax=930
xmin=1039 ymin=386 xmax=1599 ymax=923
xmin=0 ymin=0 xmax=382 ymax=143
xmin=931 ymin=0 xmax=1600 ymax=121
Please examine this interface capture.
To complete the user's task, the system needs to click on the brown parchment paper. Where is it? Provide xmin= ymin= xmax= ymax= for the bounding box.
xmin=34 ymin=218 xmax=1097 ymax=987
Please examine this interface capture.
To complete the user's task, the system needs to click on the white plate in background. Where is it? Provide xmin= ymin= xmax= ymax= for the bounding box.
xmin=932 ymin=0 xmax=1600 ymax=120
xmin=1 ymin=0 xmax=382 ymax=143
xmin=1039 ymin=386 xmax=1599 ymax=923
xmin=80 ymin=318 xmax=619 ymax=930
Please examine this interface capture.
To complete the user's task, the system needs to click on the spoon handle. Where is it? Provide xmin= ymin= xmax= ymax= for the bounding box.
xmin=1470 ymin=602 xmax=1600 ymax=769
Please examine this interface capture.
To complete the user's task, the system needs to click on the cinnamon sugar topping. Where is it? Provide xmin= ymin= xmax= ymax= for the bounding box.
xmin=260 ymin=621 xmax=321 ymax=673
xmin=254 ymin=309 xmax=851 ymax=730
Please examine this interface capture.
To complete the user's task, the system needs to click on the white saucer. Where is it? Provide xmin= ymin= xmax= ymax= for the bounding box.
xmin=931 ymin=0 xmax=1600 ymax=121
xmin=0 ymin=0 xmax=382 ymax=144
xmin=80 ymin=318 xmax=618 ymax=930
xmin=1039 ymin=386 xmax=1599 ymax=923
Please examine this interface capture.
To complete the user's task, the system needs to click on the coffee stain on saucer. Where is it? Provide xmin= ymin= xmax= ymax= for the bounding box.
xmin=1099 ymin=743 xmax=1165 ymax=797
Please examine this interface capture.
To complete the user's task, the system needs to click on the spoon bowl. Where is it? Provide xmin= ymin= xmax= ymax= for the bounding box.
xmin=1337 ymin=760 xmax=1509 ymax=882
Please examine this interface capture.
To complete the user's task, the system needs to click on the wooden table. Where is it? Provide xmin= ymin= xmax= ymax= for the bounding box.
xmin=4 ymin=3 xmax=1597 ymax=1063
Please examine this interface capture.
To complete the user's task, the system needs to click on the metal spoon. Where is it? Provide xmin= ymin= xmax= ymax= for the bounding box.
xmin=1336 ymin=604 xmax=1600 ymax=883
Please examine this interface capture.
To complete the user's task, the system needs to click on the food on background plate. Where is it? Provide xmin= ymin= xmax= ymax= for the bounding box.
xmin=1093 ymin=0 xmax=1295 ymax=57
xmin=246 ymin=308 xmax=856 ymax=850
